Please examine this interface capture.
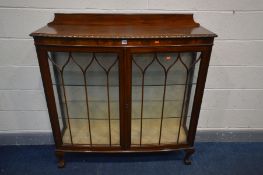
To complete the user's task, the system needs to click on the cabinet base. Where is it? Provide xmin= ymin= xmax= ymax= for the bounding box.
xmin=55 ymin=146 xmax=195 ymax=168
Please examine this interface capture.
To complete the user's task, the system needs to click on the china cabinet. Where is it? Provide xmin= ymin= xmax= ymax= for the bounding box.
xmin=30 ymin=13 xmax=217 ymax=167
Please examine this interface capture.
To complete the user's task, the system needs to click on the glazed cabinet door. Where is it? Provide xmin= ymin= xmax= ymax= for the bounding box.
xmin=127 ymin=48 xmax=202 ymax=147
xmin=44 ymin=48 xmax=125 ymax=148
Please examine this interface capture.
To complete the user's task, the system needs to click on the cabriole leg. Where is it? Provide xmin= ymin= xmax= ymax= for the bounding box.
xmin=55 ymin=151 xmax=65 ymax=168
xmin=184 ymin=148 xmax=195 ymax=165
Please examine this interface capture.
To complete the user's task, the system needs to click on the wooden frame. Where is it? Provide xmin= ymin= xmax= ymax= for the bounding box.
xmin=31 ymin=13 xmax=216 ymax=167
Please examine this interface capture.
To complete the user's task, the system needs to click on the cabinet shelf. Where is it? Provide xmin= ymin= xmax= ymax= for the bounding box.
xmin=59 ymin=116 xmax=184 ymax=120
xmin=57 ymin=100 xmax=185 ymax=120
xmin=52 ymin=83 xmax=196 ymax=87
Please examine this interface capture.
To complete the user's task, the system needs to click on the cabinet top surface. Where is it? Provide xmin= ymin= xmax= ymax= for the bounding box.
xmin=30 ymin=13 xmax=217 ymax=39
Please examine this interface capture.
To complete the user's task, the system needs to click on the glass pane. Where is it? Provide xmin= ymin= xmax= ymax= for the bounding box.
xmin=48 ymin=52 xmax=120 ymax=146
xmin=131 ymin=52 xmax=201 ymax=146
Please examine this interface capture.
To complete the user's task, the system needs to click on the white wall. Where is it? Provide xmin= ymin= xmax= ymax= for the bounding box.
xmin=0 ymin=0 xmax=263 ymax=134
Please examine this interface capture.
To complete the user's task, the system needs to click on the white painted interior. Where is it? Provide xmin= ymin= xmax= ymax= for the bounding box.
xmin=0 ymin=1 xmax=262 ymax=135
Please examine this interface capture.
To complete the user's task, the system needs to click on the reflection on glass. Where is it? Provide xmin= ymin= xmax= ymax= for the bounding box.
xmin=131 ymin=52 xmax=201 ymax=146
xmin=49 ymin=52 xmax=120 ymax=146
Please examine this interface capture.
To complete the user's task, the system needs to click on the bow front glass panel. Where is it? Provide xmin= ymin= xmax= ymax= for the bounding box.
xmin=48 ymin=52 xmax=120 ymax=147
xmin=131 ymin=52 xmax=201 ymax=146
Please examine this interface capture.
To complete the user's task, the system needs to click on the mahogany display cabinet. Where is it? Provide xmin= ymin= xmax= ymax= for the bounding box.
xmin=30 ymin=13 xmax=217 ymax=167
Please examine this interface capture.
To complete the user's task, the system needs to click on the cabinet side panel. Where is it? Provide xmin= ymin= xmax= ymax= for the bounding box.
xmin=36 ymin=47 xmax=62 ymax=147
xmin=187 ymin=47 xmax=212 ymax=146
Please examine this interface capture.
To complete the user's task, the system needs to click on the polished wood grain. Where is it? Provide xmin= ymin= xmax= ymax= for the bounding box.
xmin=30 ymin=14 xmax=216 ymax=39
xmin=33 ymin=37 xmax=215 ymax=47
